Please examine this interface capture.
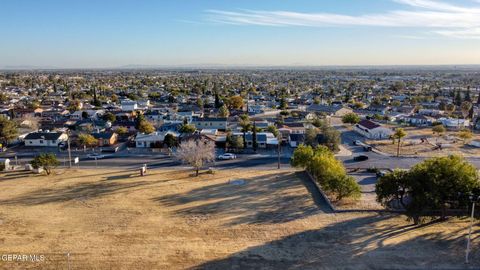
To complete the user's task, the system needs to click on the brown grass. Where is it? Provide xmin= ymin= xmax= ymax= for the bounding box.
xmin=0 ymin=168 xmax=479 ymax=269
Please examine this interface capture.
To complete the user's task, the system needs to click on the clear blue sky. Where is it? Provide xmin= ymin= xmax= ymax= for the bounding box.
xmin=1 ymin=0 xmax=479 ymax=68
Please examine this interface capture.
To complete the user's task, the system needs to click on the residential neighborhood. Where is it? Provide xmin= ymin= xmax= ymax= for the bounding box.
xmin=2 ymin=0 xmax=480 ymax=268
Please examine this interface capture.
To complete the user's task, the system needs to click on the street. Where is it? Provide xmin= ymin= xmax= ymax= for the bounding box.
xmin=4 ymin=127 xmax=480 ymax=171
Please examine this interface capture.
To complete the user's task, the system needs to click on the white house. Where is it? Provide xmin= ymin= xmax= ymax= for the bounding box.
xmin=24 ymin=131 xmax=69 ymax=147
xmin=135 ymin=131 xmax=177 ymax=148
xmin=354 ymin=120 xmax=393 ymax=139
xmin=121 ymin=100 xmax=138 ymax=111
xmin=438 ymin=118 xmax=470 ymax=129
xmin=193 ymin=117 xmax=228 ymax=131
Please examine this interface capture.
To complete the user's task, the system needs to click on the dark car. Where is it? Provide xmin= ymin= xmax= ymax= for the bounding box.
xmin=353 ymin=155 xmax=369 ymax=161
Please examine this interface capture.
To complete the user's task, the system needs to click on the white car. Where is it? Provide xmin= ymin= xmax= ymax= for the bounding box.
xmin=217 ymin=153 xmax=237 ymax=160
xmin=87 ymin=153 xmax=105 ymax=159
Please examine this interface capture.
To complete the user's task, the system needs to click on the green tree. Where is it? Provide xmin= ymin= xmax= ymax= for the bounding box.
xmin=0 ymin=118 xmax=18 ymax=147
xmin=228 ymin=95 xmax=244 ymax=110
xmin=392 ymin=128 xmax=407 ymax=157
xmin=218 ymin=104 xmax=230 ymax=118
xmin=312 ymin=118 xmax=326 ymax=129
xmin=376 ymin=156 xmax=480 ymax=224
xmin=290 ymin=144 xmax=315 ymax=168
xmin=342 ymin=113 xmax=360 ymax=124
xmin=78 ymin=134 xmax=98 ymax=149
xmin=115 ymin=126 xmax=129 ymax=136
xmin=226 ymin=133 xmax=243 ymax=151
xmin=319 ymin=126 xmax=341 ymax=152
xmin=179 ymin=124 xmax=196 ymax=134
xmin=460 ymin=101 xmax=472 ymax=119
xmin=239 ymin=114 xmax=251 ymax=149
xmin=445 ymin=103 xmax=456 ymax=116
xmin=329 ymin=175 xmax=361 ymax=201
xmin=30 ymin=153 xmax=60 ymax=175
xmin=163 ymin=133 xmax=178 ymax=148
xmin=291 ymin=145 xmax=360 ymax=201
xmin=305 ymin=128 xmax=319 ymax=146
xmin=138 ymin=120 xmax=155 ymax=134
xmin=266 ymin=125 xmax=279 ymax=137
xmin=279 ymin=96 xmax=287 ymax=110
xmin=102 ymin=112 xmax=116 ymax=123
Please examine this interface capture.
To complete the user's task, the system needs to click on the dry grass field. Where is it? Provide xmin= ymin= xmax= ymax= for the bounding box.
xmin=367 ymin=126 xmax=480 ymax=157
xmin=1 ymin=168 xmax=480 ymax=269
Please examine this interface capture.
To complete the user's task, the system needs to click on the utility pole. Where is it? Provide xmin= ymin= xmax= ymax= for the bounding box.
xmin=466 ymin=195 xmax=479 ymax=264
xmin=277 ymin=134 xmax=281 ymax=169
xmin=67 ymin=133 xmax=72 ymax=169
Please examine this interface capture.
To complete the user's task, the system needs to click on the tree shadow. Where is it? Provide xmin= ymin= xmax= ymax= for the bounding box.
xmin=191 ymin=215 xmax=480 ymax=269
xmin=0 ymin=180 xmax=150 ymax=206
xmin=152 ymin=171 xmax=332 ymax=226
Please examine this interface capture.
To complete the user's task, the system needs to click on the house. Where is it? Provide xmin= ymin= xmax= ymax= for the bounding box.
xmin=245 ymin=133 xmax=268 ymax=149
xmin=404 ymin=114 xmax=434 ymax=126
xmin=278 ymin=123 xmax=306 ymax=141
xmin=24 ymin=131 xmax=68 ymax=147
xmin=354 ymin=120 xmax=393 ymax=139
xmin=120 ymin=100 xmax=138 ymax=112
xmin=366 ymin=105 xmax=390 ymax=115
xmin=438 ymin=118 xmax=470 ymax=129
xmin=135 ymin=132 xmax=170 ymax=148
xmin=91 ymin=132 xmax=118 ymax=147
xmin=306 ymin=104 xmax=353 ymax=117
xmin=288 ymin=133 xmax=305 ymax=148
xmin=192 ymin=117 xmax=228 ymax=131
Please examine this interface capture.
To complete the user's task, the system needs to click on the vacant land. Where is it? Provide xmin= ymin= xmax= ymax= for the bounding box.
xmin=368 ymin=126 xmax=480 ymax=157
xmin=0 ymin=168 xmax=479 ymax=269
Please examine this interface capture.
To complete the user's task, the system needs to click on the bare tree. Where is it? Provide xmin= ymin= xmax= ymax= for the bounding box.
xmin=174 ymin=138 xmax=215 ymax=176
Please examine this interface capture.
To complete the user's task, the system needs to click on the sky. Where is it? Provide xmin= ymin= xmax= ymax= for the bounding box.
xmin=1 ymin=0 xmax=480 ymax=68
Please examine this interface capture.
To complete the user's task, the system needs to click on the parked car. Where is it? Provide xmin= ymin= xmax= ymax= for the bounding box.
xmin=376 ymin=170 xmax=390 ymax=178
xmin=217 ymin=153 xmax=237 ymax=160
xmin=353 ymin=140 xmax=362 ymax=146
xmin=363 ymin=146 xmax=372 ymax=151
xmin=87 ymin=153 xmax=105 ymax=159
xmin=353 ymin=155 xmax=369 ymax=161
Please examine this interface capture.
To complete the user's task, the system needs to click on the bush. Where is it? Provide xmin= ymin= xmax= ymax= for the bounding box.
xmin=328 ymin=175 xmax=361 ymax=201
xmin=291 ymin=144 xmax=361 ymax=201
xmin=342 ymin=113 xmax=360 ymax=124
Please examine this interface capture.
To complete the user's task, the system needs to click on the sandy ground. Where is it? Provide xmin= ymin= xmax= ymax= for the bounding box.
xmin=0 ymin=168 xmax=480 ymax=269
xmin=368 ymin=126 xmax=480 ymax=157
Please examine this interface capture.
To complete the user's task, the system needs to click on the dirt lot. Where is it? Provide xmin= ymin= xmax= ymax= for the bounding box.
xmin=367 ymin=126 xmax=480 ymax=157
xmin=1 ymin=168 xmax=480 ymax=269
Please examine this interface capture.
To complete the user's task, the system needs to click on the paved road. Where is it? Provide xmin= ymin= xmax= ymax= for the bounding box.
xmin=7 ymin=152 xmax=292 ymax=170
xmin=4 ymin=126 xmax=480 ymax=170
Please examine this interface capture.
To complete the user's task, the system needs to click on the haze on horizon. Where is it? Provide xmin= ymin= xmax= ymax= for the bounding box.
xmin=1 ymin=0 xmax=480 ymax=69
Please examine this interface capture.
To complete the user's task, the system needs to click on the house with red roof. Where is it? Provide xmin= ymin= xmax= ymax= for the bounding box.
xmin=354 ymin=119 xmax=393 ymax=139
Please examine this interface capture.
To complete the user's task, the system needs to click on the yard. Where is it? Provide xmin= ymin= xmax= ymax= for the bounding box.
xmin=0 ymin=168 xmax=479 ymax=269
